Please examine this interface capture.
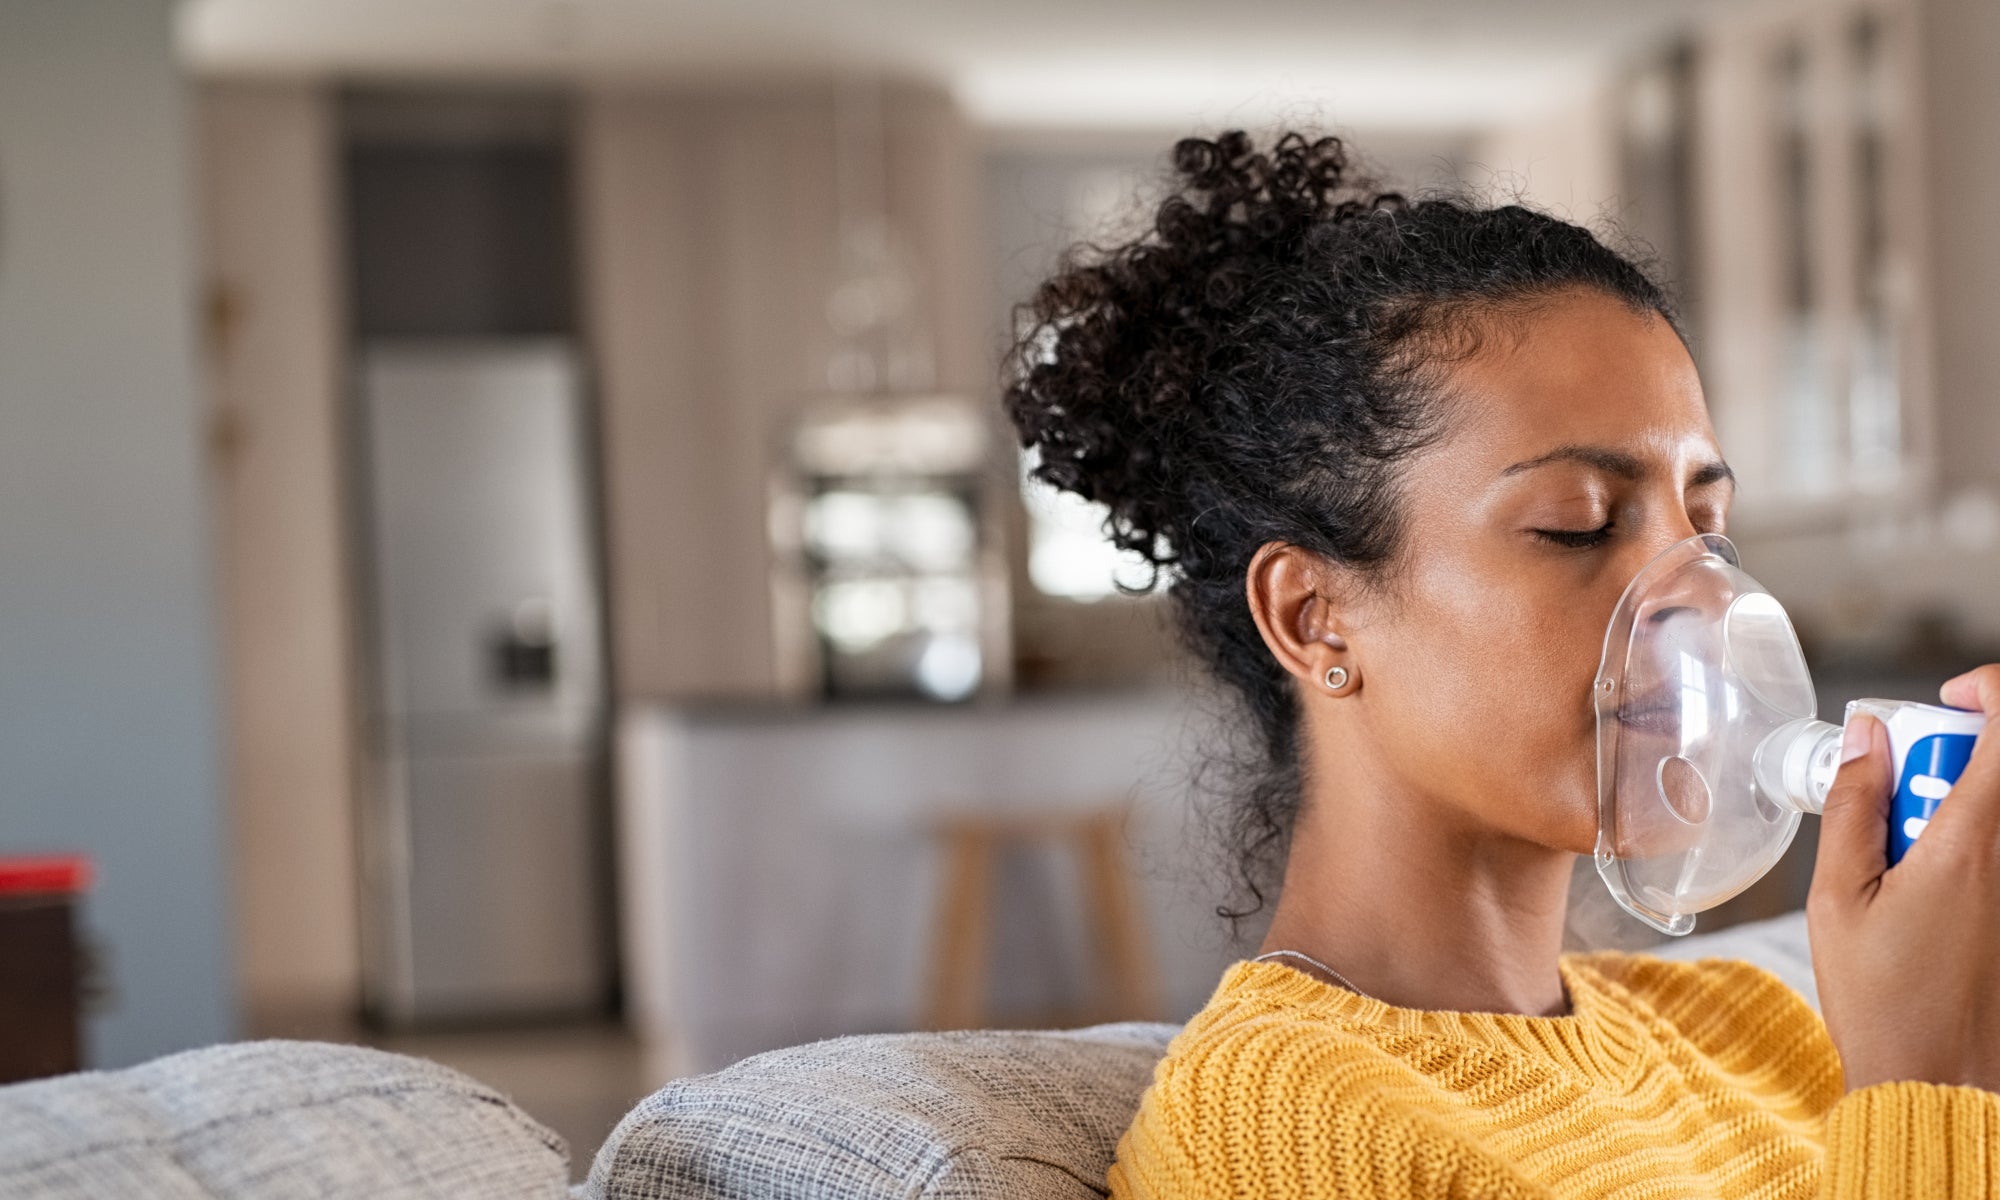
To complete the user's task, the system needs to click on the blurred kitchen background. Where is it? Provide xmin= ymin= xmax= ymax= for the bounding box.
xmin=6 ymin=0 xmax=2000 ymax=1169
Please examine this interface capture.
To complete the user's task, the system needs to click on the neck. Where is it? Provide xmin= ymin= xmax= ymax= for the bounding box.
xmin=1257 ymin=763 xmax=1576 ymax=1017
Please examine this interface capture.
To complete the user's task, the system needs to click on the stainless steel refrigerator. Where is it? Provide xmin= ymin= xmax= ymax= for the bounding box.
xmin=353 ymin=339 xmax=613 ymax=1027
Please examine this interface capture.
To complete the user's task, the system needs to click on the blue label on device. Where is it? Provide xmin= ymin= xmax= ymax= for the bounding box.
xmin=1889 ymin=733 xmax=1978 ymax=865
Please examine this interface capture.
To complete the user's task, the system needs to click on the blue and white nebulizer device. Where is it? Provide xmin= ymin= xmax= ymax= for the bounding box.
xmin=1592 ymin=532 xmax=1989 ymax=935
xmin=1757 ymin=699 xmax=1985 ymax=866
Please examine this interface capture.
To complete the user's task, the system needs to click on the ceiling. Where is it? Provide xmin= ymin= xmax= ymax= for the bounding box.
xmin=178 ymin=0 xmax=1738 ymax=133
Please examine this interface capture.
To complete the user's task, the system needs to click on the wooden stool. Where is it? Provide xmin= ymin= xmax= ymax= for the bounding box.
xmin=922 ymin=805 xmax=1163 ymax=1031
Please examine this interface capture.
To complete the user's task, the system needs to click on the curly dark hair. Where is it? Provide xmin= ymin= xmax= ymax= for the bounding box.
xmin=1002 ymin=129 xmax=1678 ymax=924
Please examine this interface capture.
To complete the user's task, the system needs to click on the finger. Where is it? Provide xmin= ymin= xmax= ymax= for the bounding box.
xmin=1938 ymin=663 xmax=2000 ymax=715
xmin=1813 ymin=713 xmax=1893 ymax=900
xmin=1911 ymin=703 xmax=2000 ymax=857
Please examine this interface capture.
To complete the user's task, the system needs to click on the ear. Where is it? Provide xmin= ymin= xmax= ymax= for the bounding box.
xmin=1245 ymin=541 xmax=1356 ymax=693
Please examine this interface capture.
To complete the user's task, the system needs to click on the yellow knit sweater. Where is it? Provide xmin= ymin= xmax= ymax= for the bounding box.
xmin=1108 ymin=954 xmax=1998 ymax=1199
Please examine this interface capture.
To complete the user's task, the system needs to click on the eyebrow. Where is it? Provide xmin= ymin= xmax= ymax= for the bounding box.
xmin=1501 ymin=444 xmax=1735 ymax=489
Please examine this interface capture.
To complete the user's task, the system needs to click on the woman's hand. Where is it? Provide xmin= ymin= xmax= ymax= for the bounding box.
xmin=1807 ymin=664 xmax=2000 ymax=1094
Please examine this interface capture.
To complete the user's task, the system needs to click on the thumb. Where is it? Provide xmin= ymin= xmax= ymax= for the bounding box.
xmin=1813 ymin=713 xmax=1894 ymax=902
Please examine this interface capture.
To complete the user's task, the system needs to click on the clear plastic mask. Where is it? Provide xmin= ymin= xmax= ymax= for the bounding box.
xmin=1592 ymin=533 xmax=1818 ymax=935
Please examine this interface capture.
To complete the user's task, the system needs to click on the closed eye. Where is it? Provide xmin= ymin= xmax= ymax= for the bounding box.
xmin=1533 ymin=522 xmax=1614 ymax=549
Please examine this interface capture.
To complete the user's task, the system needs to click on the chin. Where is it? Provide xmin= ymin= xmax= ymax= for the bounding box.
xmin=1494 ymin=780 xmax=1597 ymax=856
xmin=1530 ymin=809 xmax=1597 ymax=856
xmin=1547 ymin=777 xmax=1602 ymax=856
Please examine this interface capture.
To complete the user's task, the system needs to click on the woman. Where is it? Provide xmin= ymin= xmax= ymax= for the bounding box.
xmin=1003 ymin=130 xmax=1999 ymax=1197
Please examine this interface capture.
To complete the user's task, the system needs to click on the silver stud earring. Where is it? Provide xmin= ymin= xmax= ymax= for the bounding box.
xmin=1323 ymin=665 xmax=1349 ymax=691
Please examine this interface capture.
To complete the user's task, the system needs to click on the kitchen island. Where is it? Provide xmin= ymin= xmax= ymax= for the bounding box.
xmin=614 ymin=685 xmax=1242 ymax=1076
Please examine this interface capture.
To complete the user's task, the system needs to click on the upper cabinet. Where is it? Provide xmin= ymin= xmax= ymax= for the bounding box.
xmin=1680 ymin=0 xmax=1931 ymax=525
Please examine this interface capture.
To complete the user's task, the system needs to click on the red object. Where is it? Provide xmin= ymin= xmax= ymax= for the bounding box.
xmin=0 ymin=855 xmax=88 ymax=1082
xmin=0 ymin=855 xmax=93 ymax=896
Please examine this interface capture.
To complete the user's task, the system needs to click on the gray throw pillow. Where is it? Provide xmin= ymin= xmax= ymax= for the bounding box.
xmin=580 ymin=1022 xmax=1176 ymax=1200
xmin=0 ymin=1039 xmax=571 ymax=1199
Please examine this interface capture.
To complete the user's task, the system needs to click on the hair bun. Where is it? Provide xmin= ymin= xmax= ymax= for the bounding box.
xmin=1004 ymin=131 xmax=1392 ymax=583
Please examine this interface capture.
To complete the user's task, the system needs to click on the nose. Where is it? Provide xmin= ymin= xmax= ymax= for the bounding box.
xmin=1594 ymin=492 xmax=1727 ymax=644
xmin=1647 ymin=603 xmax=1700 ymax=626
xmin=1612 ymin=505 xmax=1711 ymax=596
xmin=1642 ymin=506 xmax=1705 ymax=562
xmin=1626 ymin=532 xmax=1737 ymax=629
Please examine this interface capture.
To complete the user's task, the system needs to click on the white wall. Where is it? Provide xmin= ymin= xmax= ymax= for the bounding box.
xmin=196 ymin=82 xmax=362 ymax=1028
xmin=1469 ymin=79 xmax=1622 ymax=223
xmin=1919 ymin=0 xmax=2000 ymax=497
xmin=0 ymin=0 xmax=237 ymax=1064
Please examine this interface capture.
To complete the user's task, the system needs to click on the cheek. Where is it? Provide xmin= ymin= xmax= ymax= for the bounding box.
xmin=1370 ymin=569 xmax=1609 ymax=846
xmin=1415 ymin=564 xmax=1603 ymax=723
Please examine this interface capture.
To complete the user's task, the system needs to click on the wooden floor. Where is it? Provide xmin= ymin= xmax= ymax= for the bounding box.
xmin=375 ymin=1022 xmax=653 ymax=1179
xmin=248 ymin=1007 xmax=653 ymax=1182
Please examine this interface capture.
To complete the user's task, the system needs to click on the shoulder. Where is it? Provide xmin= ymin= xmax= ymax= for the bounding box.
xmin=1148 ymin=961 xmax=1464 ymax=1101
xmin=1111 ymin=965 xmax=1539 ymax=1199
xmin=1566 ymin=948 xmax=1814 ymax=1027
xmin=1565 ymin=950 xmax=1840 ymax=1100
xmin=1147 ymin=977 xmax=1399 ymax=1107
xmin=1569 ymin=945 xmax=1783 ymax=991
xmin=1119 ymin=1038 xmax=1533 ymax=1200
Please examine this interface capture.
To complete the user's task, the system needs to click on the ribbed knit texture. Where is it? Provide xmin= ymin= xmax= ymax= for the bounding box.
xmin=1108 ymin=954 xmax=1998 ymax=1199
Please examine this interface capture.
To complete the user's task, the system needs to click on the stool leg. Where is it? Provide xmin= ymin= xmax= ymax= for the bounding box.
xmin=925 ymin=828 xmax=995 ymax=1030
xmin=1081 ymin=812 xmax=1164 ymax=1023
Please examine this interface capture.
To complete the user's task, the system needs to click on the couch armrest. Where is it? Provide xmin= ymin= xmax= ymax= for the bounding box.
xmin=0 ymin=1039 xmax=570 ymax=1199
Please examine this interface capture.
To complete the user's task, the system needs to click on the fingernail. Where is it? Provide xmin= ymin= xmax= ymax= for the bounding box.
xmin=1841 ymin=715 xmax=1875 ymax=764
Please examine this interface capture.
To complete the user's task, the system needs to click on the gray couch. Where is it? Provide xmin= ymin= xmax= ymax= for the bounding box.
xmin=0 ymin=912 xmax=1812 ymax=1200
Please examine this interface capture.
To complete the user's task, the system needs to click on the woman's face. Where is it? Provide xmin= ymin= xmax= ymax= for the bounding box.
xmin=1341 ymin=285 xmax=1732 ymax=854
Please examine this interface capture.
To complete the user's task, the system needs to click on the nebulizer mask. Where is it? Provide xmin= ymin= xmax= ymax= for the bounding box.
xmin=1592 ymin=533 xmax=1984 ymax=935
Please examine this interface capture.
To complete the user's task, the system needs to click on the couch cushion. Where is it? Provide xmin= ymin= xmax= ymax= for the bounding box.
xmin=0 ymin=1039 xmax=571 ymax=1199
xmin=581 ymin=1022 xmax=1175 ymax=1200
